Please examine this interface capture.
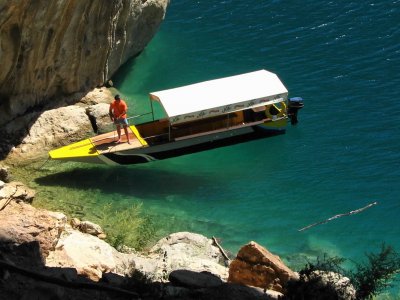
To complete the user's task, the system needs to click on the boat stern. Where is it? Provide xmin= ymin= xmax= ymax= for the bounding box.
xmin=261 ymin=97 xmax=304 ymax=130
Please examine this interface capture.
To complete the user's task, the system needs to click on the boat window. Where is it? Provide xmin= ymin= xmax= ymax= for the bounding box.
xmin=244 ymin=107 xmax=266 ymax=122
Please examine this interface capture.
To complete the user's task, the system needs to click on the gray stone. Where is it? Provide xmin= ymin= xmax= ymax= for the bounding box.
xmin=86 ymin=103 xmax=114 ymax=133
xmin=0 ymin=181 xmax=35 ymax=203
xmin=308 ymin=271 xmax=356 ymax=300
xmin=46 ymin=228 xmax=135 ymax=281
xmin=169 ymin=270 xmax=223 ymax=289
xmin=0 ymin=200 xmax=67 ymax=255
xmin=78 ymin=220 xmax=104 ymax=236
xmin=70 ymin=218 xmax=81 ymax=229
xmin=0 ymin=165 xmax=11 ymax=182
xmin=144 ymin=232 xmax=229 ymax=281
xmin=6 ymin=106 xmax=93 ymax=161
xmin=80 ymin=88 xmax=114 ymax=105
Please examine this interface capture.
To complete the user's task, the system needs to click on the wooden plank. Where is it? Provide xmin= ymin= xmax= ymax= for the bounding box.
xmin=93 ymin=127 xmax=143 ymax=154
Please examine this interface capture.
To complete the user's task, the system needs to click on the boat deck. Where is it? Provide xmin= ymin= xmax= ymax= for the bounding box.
xmin=91 ymin=126 xmax=146 ymax=154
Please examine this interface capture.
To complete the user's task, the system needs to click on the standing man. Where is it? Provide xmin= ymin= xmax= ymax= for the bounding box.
xmin=109 ymin=94 xmax=131 ymax=144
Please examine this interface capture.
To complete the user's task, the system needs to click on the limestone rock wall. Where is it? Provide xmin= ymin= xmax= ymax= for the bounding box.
xmin=0 ymin=0 xmax=168 ymax=127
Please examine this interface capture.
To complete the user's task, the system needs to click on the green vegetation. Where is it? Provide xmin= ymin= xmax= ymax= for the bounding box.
xmin=285 ymin=254 xmax=351 ymax=299
xmin=350 ymin=244 xmax=400 ymax=299
xmin=285 ymin=244 xmax=400 ymax=299
xmin=97 ymin=202 xmax=156 ymax=251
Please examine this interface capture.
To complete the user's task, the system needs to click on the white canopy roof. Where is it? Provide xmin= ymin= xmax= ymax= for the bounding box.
xmin=149 ymin=69 xmax=288 ymax=124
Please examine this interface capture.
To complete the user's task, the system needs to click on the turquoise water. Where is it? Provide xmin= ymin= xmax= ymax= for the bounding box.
xmin=113 ymin=0 xmax=400 ymax=294
xmin=36 ymin=0 xmax=400 ymax=296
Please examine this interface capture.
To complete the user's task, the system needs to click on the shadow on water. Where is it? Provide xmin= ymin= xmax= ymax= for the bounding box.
xmin=35 ymin=165 xmax=213 ymax=199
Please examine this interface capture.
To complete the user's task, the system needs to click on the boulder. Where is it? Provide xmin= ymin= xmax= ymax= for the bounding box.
xmin=70 ymin=218 xmax=106 ymax=239
xmin=307 ymin=271 xmax=356 ymax=300
xmin=79 ymin=88 xmax=114 ymax=105
xmin=6 ymin=105 xmax=93 ymax=162
xmin=228 ymin=241 xmax=298 ymax=293
xmin=0 ymin=200 xmax=67 ymax=256
xmin=0 ymin=164 xmax=11 ymax=182
xmin=143 ymin=232 xmax=229 ymax=282
xmin=78 ymin=220 xmax=105 ymax=237
xmin=4 ymin=89 xmax=117 ymax=163
xmin=86 ymin=103 xmax=114 ymax=134
xmin=46 ymin=228 xmax=135 ymax=281
xmin=70 ymin=217 xmax=81 ymax=229
xmin=169 ymin=270 xmax=223 ymax=289
xmin=0 ymin=181 xmax=35 ymax=203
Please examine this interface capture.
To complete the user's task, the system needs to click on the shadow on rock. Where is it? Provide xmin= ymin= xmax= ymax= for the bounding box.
xmin=0 ymin=241 xmax=139 ymax=300
xmin=165 ymin=269 xmax=274 ymax=299
xmin=0 ymin=241 xmax=277 ymax=300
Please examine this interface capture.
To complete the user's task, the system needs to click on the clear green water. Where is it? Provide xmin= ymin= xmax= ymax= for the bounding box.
xmin=17 ymin=1 xmax=400 ymax=297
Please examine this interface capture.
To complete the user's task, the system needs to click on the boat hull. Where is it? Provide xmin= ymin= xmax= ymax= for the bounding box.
xmin=98 ymin=125 xmax=284 ymax=165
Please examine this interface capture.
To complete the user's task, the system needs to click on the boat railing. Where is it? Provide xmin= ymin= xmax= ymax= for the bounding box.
xmin=126 ymin=112 xmax=153 ymax=124
xmin=105 ymin=112 xmax=153 ymax=126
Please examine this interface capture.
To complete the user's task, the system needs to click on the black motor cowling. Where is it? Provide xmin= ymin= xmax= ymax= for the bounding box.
xmin=287 ymin=97 xmax=304 ymax=125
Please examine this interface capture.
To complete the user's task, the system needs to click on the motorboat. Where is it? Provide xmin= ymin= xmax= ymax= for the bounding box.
xmin=49 ymin=70 xmax=303 ymax=165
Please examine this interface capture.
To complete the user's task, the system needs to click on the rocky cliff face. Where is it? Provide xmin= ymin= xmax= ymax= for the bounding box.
xmin=0 ymin=0 xmax=168 ymax=128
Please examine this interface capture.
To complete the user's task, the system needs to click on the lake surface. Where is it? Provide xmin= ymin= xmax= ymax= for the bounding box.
xmin=26 ymin=1 xmax=400 ymax=297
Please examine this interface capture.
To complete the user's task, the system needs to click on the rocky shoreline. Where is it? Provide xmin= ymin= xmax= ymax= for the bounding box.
xmin=0 ymin=168 xmax=286 ymax=299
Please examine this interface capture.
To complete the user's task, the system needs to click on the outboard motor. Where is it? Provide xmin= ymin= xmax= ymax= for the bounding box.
xmin=287 ymin=97 xmax=304 ymax=125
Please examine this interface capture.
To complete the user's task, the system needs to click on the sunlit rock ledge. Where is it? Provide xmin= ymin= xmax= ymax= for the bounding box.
xmin=3 ymin=87 xmax=114 ymax=164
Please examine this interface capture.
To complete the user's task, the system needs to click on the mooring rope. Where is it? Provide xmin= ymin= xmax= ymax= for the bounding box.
xmin=36 ymin=157 xmax=50 ymax=170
